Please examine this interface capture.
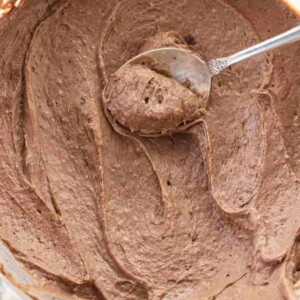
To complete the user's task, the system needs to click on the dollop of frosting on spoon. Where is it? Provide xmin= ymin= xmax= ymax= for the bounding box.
xmin=103 ymin=32 xmax=206 ymax=136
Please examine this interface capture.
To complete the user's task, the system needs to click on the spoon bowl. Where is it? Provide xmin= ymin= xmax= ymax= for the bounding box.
xmin=122 ymin=47 xmax=212 ymax=100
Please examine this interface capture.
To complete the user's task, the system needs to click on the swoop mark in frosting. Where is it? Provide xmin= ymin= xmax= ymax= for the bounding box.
xmin=0 ymin=0 xmax=299 ymax=299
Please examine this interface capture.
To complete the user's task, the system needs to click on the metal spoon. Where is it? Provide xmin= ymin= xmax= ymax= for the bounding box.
xmin=121 ymin=25 xmax=300 ymax=99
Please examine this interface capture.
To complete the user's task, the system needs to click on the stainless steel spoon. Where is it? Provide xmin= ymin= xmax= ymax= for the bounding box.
xmin=121 ymin=25 xmax=300 ymax=99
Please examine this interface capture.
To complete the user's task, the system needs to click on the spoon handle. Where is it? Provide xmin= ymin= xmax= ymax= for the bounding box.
xmin=207 ymin=25 xmax=300 ymax=76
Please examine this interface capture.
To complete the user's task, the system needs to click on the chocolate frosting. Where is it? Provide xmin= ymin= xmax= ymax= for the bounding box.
xmin=0 ymin=0 xmax=300 ymax=299
xmin=103 ymin=63 xmax=205 ymax=136
xmin=103 ymin=32 xmax=208 ymax=137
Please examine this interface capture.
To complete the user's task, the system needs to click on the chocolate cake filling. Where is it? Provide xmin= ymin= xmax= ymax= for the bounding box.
xmin=0 ymin=0 xmax=300 ymax=299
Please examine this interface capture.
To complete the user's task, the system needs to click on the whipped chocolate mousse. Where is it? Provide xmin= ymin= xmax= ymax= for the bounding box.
xmin=0 ymin=0 xmax=300 ymax=299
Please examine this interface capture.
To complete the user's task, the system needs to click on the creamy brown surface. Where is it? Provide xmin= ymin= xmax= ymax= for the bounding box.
xmin=0 ymin=0 xmax=300 ymax=299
